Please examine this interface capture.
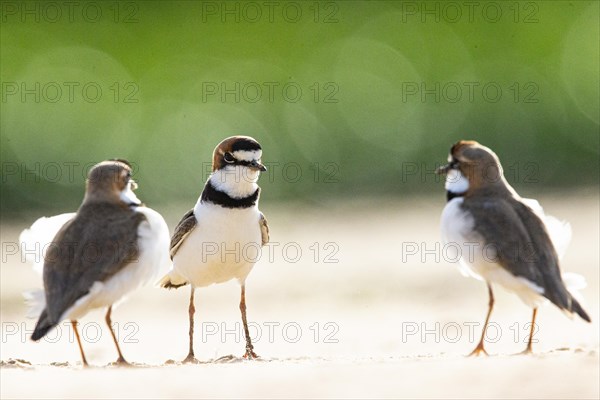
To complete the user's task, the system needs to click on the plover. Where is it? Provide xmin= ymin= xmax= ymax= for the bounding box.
xmin=436 ymin=140 xmax=590 ymax=355
xmin=159 ymin=136 xmax=269 ymax=362
xmin=24 ymin=159 xmax=170 ymax=366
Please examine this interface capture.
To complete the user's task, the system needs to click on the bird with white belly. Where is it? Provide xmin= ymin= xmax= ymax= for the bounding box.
xmin=159 ymin=136 xmax=269 ymax=362
xmin=22 ymin=159 xmax=171 ymax=366
xmin=436 ymin=140 xmax=590 ymax=355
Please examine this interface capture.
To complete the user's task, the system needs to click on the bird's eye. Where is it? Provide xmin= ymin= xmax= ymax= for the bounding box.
xmin=224 ymin=152 xmax=235 ymax=163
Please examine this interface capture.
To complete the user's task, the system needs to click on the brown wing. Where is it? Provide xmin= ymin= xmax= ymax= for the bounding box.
xmin=42 ymin=203 xmax=146 ymax=324
xmin=170 ymin=209 xmax=197 ymax=259
xmin=463 ymin=195 xmax=570 ymax=310
xmin=259 ymin=212 xmax=269 ymax=246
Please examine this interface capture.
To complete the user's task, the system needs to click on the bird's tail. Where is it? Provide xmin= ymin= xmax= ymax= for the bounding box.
xmin=570 ymin=297 xmax=591 ymax=322
xmin=31 ymin=309 xmax=56 ymax=341
xmin=158 ymin=270 xmax=189 ymax=289
xmin=563 ymin=272 xmax=591 ymax=322
xmin=20 ymin=214 xmax=72 ymax=340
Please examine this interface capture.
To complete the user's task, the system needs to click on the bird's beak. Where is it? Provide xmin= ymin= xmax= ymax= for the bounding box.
xmin=436 ymin=159 xmax=458 ymax=175
xmin=130 ymin=179 xmax=139 ymax=190
xmin=436 ymin=163 xmax=451 ymax=175
xmin=249 ymin=161 xmax=267 ymax=172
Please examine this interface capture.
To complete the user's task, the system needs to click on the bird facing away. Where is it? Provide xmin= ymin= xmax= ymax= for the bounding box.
xmin=159 ymin=136 xmax=269 ymax=362
xmin=24 ymin=159 xmax=170 ymax=366
xmin=436 ymin=140 xmax=590 ymax=355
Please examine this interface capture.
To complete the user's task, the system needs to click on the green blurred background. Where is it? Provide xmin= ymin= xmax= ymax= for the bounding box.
xmin=1 ymin=1 xmax=598 ymax=217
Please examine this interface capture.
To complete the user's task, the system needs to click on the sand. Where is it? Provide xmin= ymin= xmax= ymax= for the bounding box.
xmin=1 ymin=194 xmax=598 ymax=399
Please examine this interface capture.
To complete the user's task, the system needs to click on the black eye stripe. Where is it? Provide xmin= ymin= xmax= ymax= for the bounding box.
xmin=224 ymin=152 xmax=235 ymax=163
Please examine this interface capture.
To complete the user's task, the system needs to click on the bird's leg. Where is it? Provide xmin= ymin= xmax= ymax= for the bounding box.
xmin=520 ymin=308 xmax=538 ymax=355
xmin=183 ymin=286 xmax=199 ymax=363
xmin=71 ymin=320 xmax=89 ymax=367
xmin=240 ymin=285 xmax=258 ymax=359
xmin=469 ymin=283 xmax=494 ymax=357
xmin=105 ymin=306 xmax=130 ymax=366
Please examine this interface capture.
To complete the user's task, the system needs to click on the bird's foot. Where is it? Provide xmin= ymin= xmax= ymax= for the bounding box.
xmin=109 ymin=357 xmax=131 ymax=367
xmin=468 ymin=343 xmax=489 ymax=357
xmin=182 ymin=353 xmax=200 ymax=364
xmin=243 ymin=349 xmax=259 ymax=360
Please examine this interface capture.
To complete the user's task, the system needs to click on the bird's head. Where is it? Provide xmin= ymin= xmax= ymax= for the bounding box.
xmin=436 ymin=140 xmax=507 ymax=197
xmin=209 ymin=136 xmax=266 ymax=198
xmin=85 ymin=159 xmax=141 ymax=207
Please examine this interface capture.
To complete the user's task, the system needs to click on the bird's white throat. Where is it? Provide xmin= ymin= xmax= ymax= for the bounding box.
xmin=445 ymin=169 xmax=469 ymax=194
xmin=210 ymin=166 xmax=259 ymax=199
xmin=120 ymin=181 xmax=142 ymax=205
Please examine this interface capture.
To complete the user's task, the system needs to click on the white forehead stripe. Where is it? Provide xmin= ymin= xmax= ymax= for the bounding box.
xmin=445 ymin=169 xmax=469 ymax=194
xmin=232 ymin=150 xmax=262 ymax=162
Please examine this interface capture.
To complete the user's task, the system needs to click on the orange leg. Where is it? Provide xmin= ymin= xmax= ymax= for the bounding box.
xmin=183 ymin=286 xmax=199 ymax=363
xmin=71 ymin=320 xmax=89 ymax=367
xmin=105 ymin=306 xmax=130 ymax=366
xmin=520 ymin=308 xmax=538 ymax=355
xmin=240 ymin=285 xmax=258 ymax=359
xmin=469 ymin=283 xmax=494 ymax=357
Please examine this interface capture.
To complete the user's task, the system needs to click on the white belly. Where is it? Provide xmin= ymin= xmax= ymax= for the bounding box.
xmin=61 ymin=206 xmax=171 ymax=321
xmin=172 ymin=202 xmax=263 ymax=288
xmin=440 ymin=197 xmax=546 ymax=307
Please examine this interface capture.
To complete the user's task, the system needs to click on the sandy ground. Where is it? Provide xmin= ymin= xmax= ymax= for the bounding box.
xmin=1 ymin=193 xmax=598 ymax=399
